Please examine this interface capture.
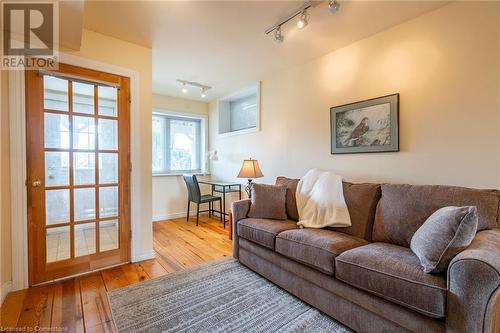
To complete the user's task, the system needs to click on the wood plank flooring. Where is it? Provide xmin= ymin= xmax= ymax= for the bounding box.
xmin=0 ymin=216 xmax=231 ymax=332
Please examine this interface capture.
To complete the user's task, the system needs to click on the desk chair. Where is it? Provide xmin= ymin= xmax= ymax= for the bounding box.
xmin=183 ymin=174 xmax=223 ymax=226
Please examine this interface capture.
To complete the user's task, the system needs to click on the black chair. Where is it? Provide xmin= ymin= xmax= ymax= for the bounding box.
xmin=183 ymin=174 xmax=223 ymax=226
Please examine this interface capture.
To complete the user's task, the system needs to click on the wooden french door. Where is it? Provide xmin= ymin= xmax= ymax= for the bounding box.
xmin=26 ymin=63 xmax=131 ymax=285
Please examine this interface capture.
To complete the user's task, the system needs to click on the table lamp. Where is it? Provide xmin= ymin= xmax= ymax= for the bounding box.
xmin=237 ymin=158 xmax=264 ymax=198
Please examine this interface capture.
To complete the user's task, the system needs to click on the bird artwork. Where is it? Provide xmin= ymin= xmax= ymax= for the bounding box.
xmin=343 ymin=117 xmax=369 ymax=146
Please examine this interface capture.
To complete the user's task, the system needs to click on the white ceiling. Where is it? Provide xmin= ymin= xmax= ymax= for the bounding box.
xmin=83 ymin=1 xmax=447 ymax=101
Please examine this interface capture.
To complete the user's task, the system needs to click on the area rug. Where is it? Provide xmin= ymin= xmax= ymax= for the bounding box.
xmin=108 ymin=258 xmax=352 ymax=333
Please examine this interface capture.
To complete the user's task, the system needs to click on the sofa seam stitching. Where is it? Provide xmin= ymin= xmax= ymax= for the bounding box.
xmin=334 ymin=275 xmax=445 ymax=318
xmin=275 ymin=236 xmax=366 ymax=255
xmin=335 ymin=258 xmax=447 ymax=291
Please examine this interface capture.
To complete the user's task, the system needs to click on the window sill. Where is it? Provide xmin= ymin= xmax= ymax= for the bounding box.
xmin=153 ymin=172 xmax=210 ymax=178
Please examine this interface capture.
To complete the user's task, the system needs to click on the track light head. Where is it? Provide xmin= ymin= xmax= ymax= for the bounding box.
xmin=274 ymin=26 xmax=284 ymax=43
xmin=297 ymin=10 xmax=308 ymax=29
xmin=201 ymin=88 xmax=207 ymax=98
xmin=181 ymin=84 xmax=188 ymax=94
xmin=328 ymin=0 xmax=340 ymax=14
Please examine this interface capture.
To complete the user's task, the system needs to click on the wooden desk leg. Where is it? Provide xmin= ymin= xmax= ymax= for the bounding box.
xmin=228 ymin=208 xmax=233 ymax=240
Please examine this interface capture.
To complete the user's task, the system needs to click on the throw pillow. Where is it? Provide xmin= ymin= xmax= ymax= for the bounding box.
xmin=275 ymin=177 xmax=300 ymax=221
xmin=248 ymin=184 xmax=287 ymax=220
xmin=410 ymin=206 xmax=478 ymax=273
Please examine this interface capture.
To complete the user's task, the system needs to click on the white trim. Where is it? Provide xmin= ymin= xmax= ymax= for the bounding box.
xmin=152 ymin=211 xmax=210 ymax=222
xmin=132 ymin=250 xmax=156 ymax=262
xmin=9 ymin=70 xmax=29 ymax=291
xmin=1 ymin=281 xmax=12 ymax=305
xmin=152 ymin=172 xmax=209 ymax=178
xmin=9 ymin=53 xmax=147 ymax=290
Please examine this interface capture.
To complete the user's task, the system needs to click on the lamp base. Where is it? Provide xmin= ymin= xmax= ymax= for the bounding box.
xmin=245 ymin=179 xmax=254 ymax=199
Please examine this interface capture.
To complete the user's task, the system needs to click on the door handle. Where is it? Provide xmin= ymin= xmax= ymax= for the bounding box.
xmin=32 ymin=179 xmax=42 ymax=187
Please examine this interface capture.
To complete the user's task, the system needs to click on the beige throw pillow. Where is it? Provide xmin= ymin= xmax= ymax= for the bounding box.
xmin=248 ymin=184 xmax=287 ymax=220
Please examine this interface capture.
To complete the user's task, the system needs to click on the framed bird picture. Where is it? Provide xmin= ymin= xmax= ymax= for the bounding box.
xmin=330 ymin=93 xmax=399 ymax=154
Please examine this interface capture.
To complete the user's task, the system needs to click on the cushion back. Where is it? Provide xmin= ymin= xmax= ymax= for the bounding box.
xmin=373 ymin=184 xmax=500 ymax=247
xmin=275 ymin=177 xmax=381 ymax=241
xmin=327 ymin=182 xmax=381 ymax=241
xmin=275 ymin=177 xmax=300 ymax=221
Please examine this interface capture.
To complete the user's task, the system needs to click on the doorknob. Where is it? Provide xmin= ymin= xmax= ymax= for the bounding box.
xmin=32 ymin=179 xmax=42 ymax=187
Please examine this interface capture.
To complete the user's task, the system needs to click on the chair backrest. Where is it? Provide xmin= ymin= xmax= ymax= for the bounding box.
xmin=183 ymin=174 xmax=201 ymax=202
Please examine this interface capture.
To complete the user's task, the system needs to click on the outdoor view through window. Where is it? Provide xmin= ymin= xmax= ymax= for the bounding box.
xmin=152 ymin=114 xmax=202 ymax=174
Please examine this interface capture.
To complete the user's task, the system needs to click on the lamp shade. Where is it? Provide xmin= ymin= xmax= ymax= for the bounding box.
xmin=237 ymin=159 xmax=264 ymax=179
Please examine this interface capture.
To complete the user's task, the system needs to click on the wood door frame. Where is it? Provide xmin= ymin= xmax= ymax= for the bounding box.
xmin=9 ymin=53 xmax=151 ymax=290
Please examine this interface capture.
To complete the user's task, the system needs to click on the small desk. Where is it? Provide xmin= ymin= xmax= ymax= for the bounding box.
xmin=198 ymin=180 xmax=242 ymax=221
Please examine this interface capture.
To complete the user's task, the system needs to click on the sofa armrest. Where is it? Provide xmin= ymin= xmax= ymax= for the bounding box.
xmin=446 ymin=228 xmax=500 ymax=333
xmin=231 ymin=199 xmax=251 ymax=259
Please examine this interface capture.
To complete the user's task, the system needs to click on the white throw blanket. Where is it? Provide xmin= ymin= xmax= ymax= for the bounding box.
xmin=296 ymin=169 xmax=351 ymax=228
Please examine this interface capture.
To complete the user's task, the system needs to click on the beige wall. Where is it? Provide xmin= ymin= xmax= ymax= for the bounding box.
xmin=151 ymin=94 xmax=210 ymax=220
xmin=209 ymin=2 xmax=500 ymax=209
xmin=1 ymin=68 xmax=13 ymax=296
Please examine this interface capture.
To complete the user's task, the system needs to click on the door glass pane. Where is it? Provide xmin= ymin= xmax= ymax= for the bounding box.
xmin=98 ymin=86 xmax=118 ymax=117
xmin=46 ymin=226 xmax=70 ymax=263
xmin=45 ymin=152 xmax=69 ymax=186
xmin=74 ymin=188 xmax=96 ymax=221
xmin=100 ymin=220 xmax=119 ymax=252
xmin=99 ymin=187 xmax=118 ymax=218
xmin=98 ymin=119 xmax=118 ymax=150
xmin=73 ymin=116 xmax=96 ymax=150
xmin=75 ymin=223 xmax=96 ymax=257
xmin=46 ymin=190 xmax=70 ymax=225
xmin=44 ymin=113 xmax=70 ymax=149
xmin=73 ymin=82 xmax=95 ymax=114
xmin=44 ymin=76 xmax=68 ymax=111
xmin=99 ymin=153 xmax=118 ymax=184
xmin=74 ymin=152 xmax=95 ymax=185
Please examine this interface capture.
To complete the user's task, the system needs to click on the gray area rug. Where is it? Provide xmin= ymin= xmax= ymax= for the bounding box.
xmin=108 ymin=258 xmax=352 ymax=333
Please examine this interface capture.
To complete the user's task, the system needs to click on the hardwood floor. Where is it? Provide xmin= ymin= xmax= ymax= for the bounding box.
xmin=0 ymin=216 xmax=231 ymax=332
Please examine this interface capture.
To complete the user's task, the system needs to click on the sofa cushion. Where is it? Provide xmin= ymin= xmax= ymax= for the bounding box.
xmin=373 ymin=184 xmax=500 ymax=247
xmin=237 ymin=218 xmax=298 ymax=250
xmin=276 ymin=229 xmax=368 ymax=275
xmin=248 ymin=184 xmax=288 ymax=220
xmin=335 ymin=243 xmax=447 ymax=318
xmin=275 ymin=177 xmax=300 ymax=221
xmin=411 ymin=206 xmax=478 ymax=273
xmin=328 ymin=182 xmax=381 ymax=241
xmin=273 ymin=178 xmax=381 ymax=241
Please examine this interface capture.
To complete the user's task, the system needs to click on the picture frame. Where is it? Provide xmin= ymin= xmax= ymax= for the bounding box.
xmin=330 ymin=93 xmax=399 ymax=154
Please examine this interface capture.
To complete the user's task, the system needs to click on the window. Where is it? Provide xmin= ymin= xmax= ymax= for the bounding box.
xmin=152 ymin=113 xmax=204 ymax=174
xmin=229 ymin=95 xmax=257 ymax=131
xmin=218 ymin=83 xmax=260 ymax=135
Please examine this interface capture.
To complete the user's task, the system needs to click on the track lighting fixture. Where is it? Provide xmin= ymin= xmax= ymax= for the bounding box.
xmin=297 ymin=10 xmax=308 ymax=29
xmin=177 ymin=79 xmax=212 ymax=98
xmin=266 ymin=1 xmax=340 ymax=43
xmin=328 ymin=0 xmax=340 ymax=14
xmin=274 ymin=26 xmax=284 ymax=43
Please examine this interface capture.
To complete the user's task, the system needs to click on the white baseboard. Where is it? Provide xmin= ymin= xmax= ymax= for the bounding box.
xmin=1 ymin=281 xmax=12 ymax=306
xmin=153 ymin=210 xmax=212 ymax=222
xmin=131 ymin=250 xmax=156 ymax=262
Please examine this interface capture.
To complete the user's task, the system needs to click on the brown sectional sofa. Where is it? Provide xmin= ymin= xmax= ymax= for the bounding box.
xmin=231 ymin=180 xmax=500 ymax=333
